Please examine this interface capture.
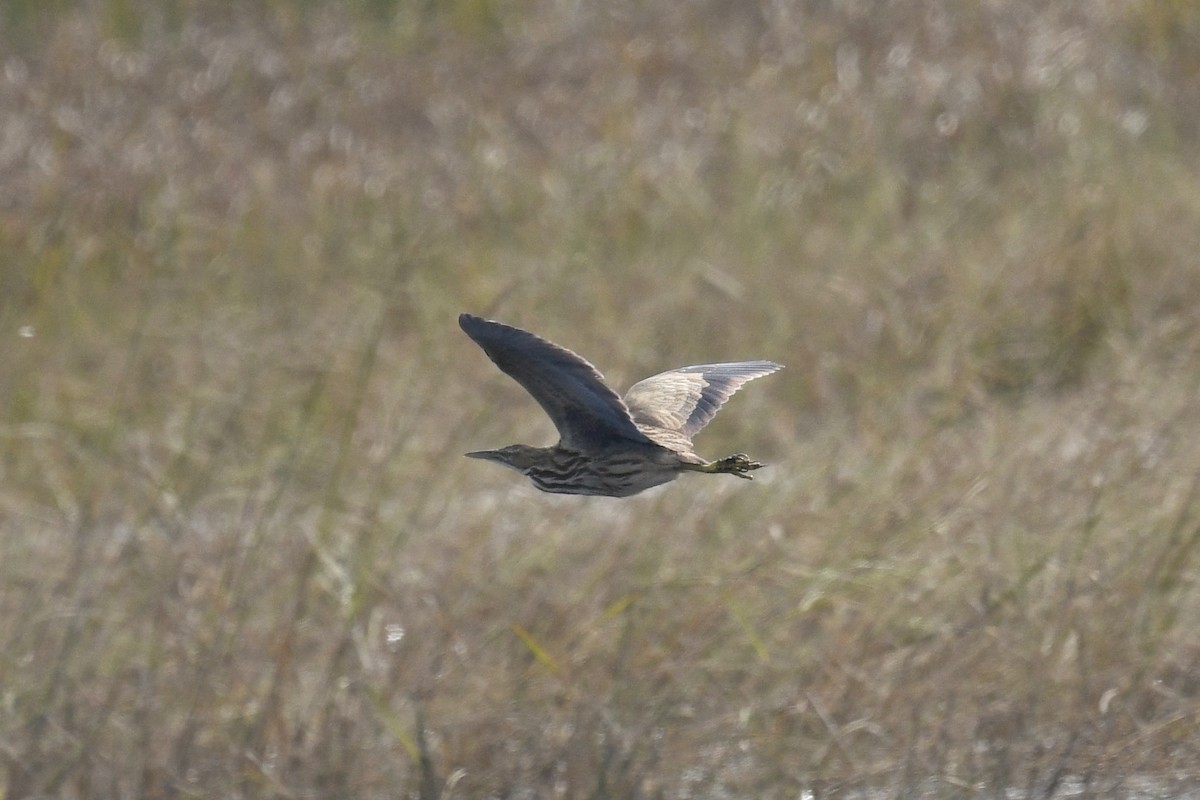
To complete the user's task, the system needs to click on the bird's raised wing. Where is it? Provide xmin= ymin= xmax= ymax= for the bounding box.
xmin=459 ymin=314 xmax=653 ymax=450
xmin=623 ymin=361 xmax=782 ymax=441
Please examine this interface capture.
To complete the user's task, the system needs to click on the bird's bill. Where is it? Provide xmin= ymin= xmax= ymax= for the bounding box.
xmin=464 ymin=449 xmax=503 ymax=461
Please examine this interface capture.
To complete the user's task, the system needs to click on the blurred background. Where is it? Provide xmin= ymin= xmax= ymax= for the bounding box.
xmin=2 ymin=1 xmax=1199 ymax=797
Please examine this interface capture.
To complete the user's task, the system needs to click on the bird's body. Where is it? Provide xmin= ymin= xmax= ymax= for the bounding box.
xmin=476 ymin=441 xmax=686 ymax=497
xmin=460 ymin=313 xmax=781 ymax=497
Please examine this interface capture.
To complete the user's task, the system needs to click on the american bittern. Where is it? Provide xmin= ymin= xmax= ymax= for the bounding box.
xmin=460 ymin=313 xmax=782 ymax=497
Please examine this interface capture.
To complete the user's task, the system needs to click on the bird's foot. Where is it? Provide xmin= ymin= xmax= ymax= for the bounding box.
xmin=710 ymin=453 xmax=764 ymax=480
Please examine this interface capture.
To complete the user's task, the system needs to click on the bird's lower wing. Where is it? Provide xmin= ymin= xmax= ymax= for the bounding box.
xmin=460 ymin=314 xmax=653 ymax=449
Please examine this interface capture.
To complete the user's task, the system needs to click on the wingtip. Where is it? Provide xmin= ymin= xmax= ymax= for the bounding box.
xmin=746 ymin=360 xmax=783 ymax=375
xmin=460 ymin=313 xmax=498 ymax=338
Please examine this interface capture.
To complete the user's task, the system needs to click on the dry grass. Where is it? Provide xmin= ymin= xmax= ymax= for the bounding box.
xmin=2 ymin=1 xmax=1200 ymax=797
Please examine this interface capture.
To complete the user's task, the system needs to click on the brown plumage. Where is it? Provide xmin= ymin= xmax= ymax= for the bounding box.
xmin=460 ymin=313 xmax=782 ymax=497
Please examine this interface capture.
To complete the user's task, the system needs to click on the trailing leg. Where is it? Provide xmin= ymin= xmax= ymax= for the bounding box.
xmin=684 ymin=453 xmax=765 ymax=480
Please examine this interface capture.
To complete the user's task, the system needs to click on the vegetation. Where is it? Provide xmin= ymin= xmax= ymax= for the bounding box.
xmin=2 ymin=1 xmax=1199 ymax=797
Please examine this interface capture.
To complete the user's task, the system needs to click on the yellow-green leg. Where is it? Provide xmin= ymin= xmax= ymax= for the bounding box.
xmin=684 ymin=453 xmax=765 ymax=480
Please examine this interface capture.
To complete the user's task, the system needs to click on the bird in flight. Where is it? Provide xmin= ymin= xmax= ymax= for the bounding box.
xmin=460 ymin=313 xmax=782 ymax=497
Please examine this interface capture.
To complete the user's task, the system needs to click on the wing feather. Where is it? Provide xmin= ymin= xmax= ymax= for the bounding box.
xmin=623 ymin=361 xmax=782 ymax=441
xmin=459 ymin=314 xmax=652 ymax=450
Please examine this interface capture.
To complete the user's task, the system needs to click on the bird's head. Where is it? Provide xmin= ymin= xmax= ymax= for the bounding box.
xmin=464 ymin=444 xmax=545 ymax=473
